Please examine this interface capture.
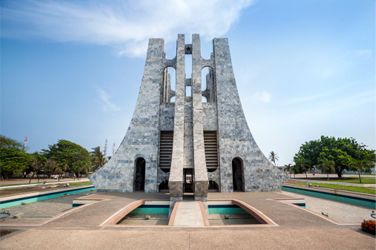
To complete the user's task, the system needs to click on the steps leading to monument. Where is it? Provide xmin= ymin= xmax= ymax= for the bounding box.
xmin=172 ymin=201 xmax=205 ymax=227
xmin=204 ymin=131 xmax=218 ymax=172
xmin=159 ymin=131 xmax=173 ymax=172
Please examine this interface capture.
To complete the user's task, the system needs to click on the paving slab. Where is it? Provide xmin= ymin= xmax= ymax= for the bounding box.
xmin=173 ymin=201 xmax=204 ymax=227
xmin=0 ymin=191 xmax=375 ymax=249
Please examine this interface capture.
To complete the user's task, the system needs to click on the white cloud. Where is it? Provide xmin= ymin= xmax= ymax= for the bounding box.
xmin=96 ymin=87 xmax=120 ymax=113
xmin=1 ymin=0 xmax=253 ymax=57
xmin=286 ymin=93 xmax=328 ymax=104
xmin=354 ymin=50 xmax=372 ymax=59
xmin=254 ymin=91 xmax=271 ymax=103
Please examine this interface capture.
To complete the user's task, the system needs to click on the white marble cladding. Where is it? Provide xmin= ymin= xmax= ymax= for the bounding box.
xmin=202 ymin=103 xmax=217 ymax=130
xmin=159 ymin=104 xmax=175 ymax=131
xmin=89 ymin=34 xmax=288 ymax=194
xmin=88 ymin=38 xmax=164 ymax=193
xmin=213 ymin=38 xmax=289 ymax=192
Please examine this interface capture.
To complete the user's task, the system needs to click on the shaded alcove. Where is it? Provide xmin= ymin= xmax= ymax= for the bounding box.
xmin=134 ymin=158 xmax=146 ymax=191
xmin=208 ymin=180 xmax=219 ymax=192
xmin=159 ymin=180 xmax=169 ymax=193
xmin=232 ymin=157 xmax=244 ymax=192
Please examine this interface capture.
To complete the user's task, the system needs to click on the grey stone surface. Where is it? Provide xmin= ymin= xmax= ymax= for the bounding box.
xmin=213 ymin=38 xmax=289 ymax=192
xmin=192 ymin=34 xmax=209 ymax=200
xmin=168 ymin=34 xmax=186 ymax=201
xmin=89 ymin=34 xmax=288 ymax=195
xmin=89 ymin=38 xmax=164 ymax=193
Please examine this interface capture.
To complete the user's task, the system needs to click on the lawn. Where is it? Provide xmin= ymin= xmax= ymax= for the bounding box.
xmin=291 ymin=182 xmax=376 ymax=195
xmin=68 ymin=181 xmax=92 ymax=186
xmin=0 ymin=180 xmax=91 ymax=187
xmin=318 ymin=177 xmax=376 ymax=184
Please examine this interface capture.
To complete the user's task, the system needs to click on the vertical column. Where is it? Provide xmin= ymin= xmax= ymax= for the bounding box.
xmin=169 ymin=34 xmax=186 ymax=203
xmin=192 ymin=34 xmax=209 ymax=201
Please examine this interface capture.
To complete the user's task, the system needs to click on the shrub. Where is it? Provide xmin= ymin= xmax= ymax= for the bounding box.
xmin=361 ymin=220 xmax=375 ymax=235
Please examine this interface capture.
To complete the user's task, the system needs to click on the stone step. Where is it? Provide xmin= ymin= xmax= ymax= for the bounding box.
xmin=172 ymin=201 xmax=205 ymax=227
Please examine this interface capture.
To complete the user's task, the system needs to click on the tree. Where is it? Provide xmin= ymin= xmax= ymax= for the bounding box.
xmin=291 ymin=164 xmax=300 ymax=178
xmin=269 ymin=151 xmax=279 ymax=166
xmin=350 ymin=158 xmax=375 ymax=184
xmin=43 ymin=159 xmax=59 ymax=179
xmin=29 ymin=152 xmax=46 ymax=183
xmin=42 ymin=139 xmax=91 ymax=179
xmin=294 ymin=157 xmax=311 ymax=178
xmin=284 ymin=164 xmax=292 ymax=177
xmin=0 ymin=135 xmax=23 ymax=149
xmin=317 ymin=157 xmax=335 ymax=180
xmin=91 ymin=146 xmax=107 ymax=171
xmin=294 ymin=136 xmax=375 ymax=177
xmin=0 ymin=135 xmax=31 ymax=179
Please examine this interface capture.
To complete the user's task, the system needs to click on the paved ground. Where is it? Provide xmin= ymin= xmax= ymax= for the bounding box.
xmin=282 ymin=191 xmax=374 ymax=223
xmin=173 ymin=201 xmax=205 ymax=227
xmin=0 ymin=190 xmax=96 ymax=224
xmin=0 ymin=191 xmax=375 ymax=249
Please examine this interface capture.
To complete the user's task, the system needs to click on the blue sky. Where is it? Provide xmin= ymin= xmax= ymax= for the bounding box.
xmin=1 ymin=0 xmax=374 ymax=165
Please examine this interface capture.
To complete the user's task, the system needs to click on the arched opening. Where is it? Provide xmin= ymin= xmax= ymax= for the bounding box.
xmin=159 ymin=180 xmax=169 ymax=193
xmin=201 ymin=67 xmax=210 ymax=91
xmin=170 ymin=96 xmax=175 ymax=103
xmin=185 ymin=55 xmax=192 ymax=78
xmin=164 ymin=67 xmax=176 ymax=91
xmin=232 ymin=157 xmax=244 ymax=192
xmin=134 ymin=157 xmax=146 ymax=191
xmin=186 ymin=86 xmax=191 ymax=97
xmin=208 ymin=180 xmax=219 ymax=192
xmin=202 ymin=96 xmax=207 ymax=103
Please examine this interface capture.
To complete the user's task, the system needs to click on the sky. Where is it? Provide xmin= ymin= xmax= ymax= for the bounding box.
xmin=1 ymin=0 xmax=375 ymax=165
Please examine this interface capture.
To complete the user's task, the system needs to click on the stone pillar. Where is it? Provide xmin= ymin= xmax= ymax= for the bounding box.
xmin=169 ymin=34 xmax=186 ymax=202
xmin=192 ymin=34 xmax=209 ymax=201
xmin=214 ymin=38 xmax=289 ymax=192
xmin=89 ymin=38 xmax=164 ymax=193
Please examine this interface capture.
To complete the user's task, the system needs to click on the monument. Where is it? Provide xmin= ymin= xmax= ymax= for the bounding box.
xmin=89 ymin=34 xmax=289 ymax=203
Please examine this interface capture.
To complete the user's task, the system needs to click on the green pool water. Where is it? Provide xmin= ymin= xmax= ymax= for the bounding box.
xmin=129 ymin=205 xmax=169 ymax=214
xmin=282 ymin=186 xmax=375 ymax=209
xmin=0 ymin=187 xmax=96 ymax=209
xmin=208 ymin=205 xmax=248 ymax=214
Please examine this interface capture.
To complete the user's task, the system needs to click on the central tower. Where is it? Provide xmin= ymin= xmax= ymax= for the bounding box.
xmin=89 ymin=34 xmax=288 ymax=204
xmin=169 ymin=34 xmax=209 ymax=203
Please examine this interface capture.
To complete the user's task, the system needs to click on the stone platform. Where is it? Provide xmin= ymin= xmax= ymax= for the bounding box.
xmin=0 ymin=191 xmax=375 ymax=249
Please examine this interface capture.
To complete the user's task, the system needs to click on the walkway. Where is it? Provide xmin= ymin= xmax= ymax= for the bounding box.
xmin=0 ymin=192 xmax=374 ymax=249
xmin=281 ymin=191 xmax=374 ymax=223
xmin=173 ymin=201 xmax=205 ymax=227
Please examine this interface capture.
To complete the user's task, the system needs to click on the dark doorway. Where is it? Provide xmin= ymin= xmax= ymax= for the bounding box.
xmin=183 ymin=168 xmax=194 ymax=193
xmin=208 ymin=180 xmax=219 ymax=192
xmin=134 ymin=158 xmax=146 ymax=191
xmin=232 ymin=157 xmax=244 ymax=192
xmin=159 ymin=180 xmax=169 ymax=193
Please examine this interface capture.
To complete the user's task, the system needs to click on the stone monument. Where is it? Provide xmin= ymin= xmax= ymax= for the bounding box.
xmin=89 ymin=34 xmax=289 ymax=203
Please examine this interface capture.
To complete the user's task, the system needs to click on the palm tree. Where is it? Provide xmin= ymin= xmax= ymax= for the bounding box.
xmin=269 ymin=151 xmax=279 ymax=166
xmin=294 ymin=157 xmax=311 ymax=178
xmin=284 ymin=164 xmax=292 ymax=177
xmin=349 ymin=159 xmax=374 ymax=184
xmin=318 ymin=158 xmax=335 ymax=180
xmin=91 ymin=146 xmax=107 ymax=171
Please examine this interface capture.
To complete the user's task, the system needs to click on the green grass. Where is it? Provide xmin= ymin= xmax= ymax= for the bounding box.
xmin=68 ymin=181 xmax=92 ymax=186
xmin=0 ymin=180 xmax=92 ymax=187
xmin=318 ymin=177 xmax=376 ymax=184
xmin=292 ymin=182 xmax=376 ymax=195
